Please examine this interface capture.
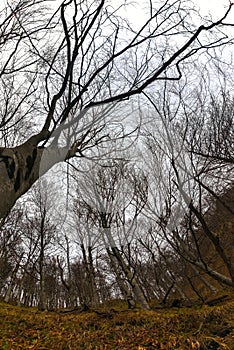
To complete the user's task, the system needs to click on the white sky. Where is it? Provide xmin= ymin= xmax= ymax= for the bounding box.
xmin=124 ymin=0 xmax=234 ymax=23
xmin=197 ymin=0 xmax=234 ymax=20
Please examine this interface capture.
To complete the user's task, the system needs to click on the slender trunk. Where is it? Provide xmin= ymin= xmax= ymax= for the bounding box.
xmin=88 ymin=246 xmax=99 ymax=307
xmin=196 ymin=260 xmax=234 ymax=287
xmin=173 ymin=164 xmax=234 ymax=284
xmin=162 ymin=282 xmax=174 ymax=305
xmin=81 ymin=243 xmax=91 ymax=307
xmin=103 ymin=226 xmax=150 ymax=310
xmin=168 ymin=225 xmax=234 ymax=289
xmin=38 ymin=267 xmax=46 ymax=311
xmin=17 ymin=265 xmax=28 ymax=306
xmin=187 ymin=276 xmax=205 ymax=302
xmin=38 ymin=256 xmax=46 ymax=311
xmin=57 ymin=256 xmax=72 ymax=307
xmin=111 ymin=246 xmax=150 ymax=310
xmin=107 ymin=247 xmax=136 ymax=309
xmin=80 ymin=244 xmax=99 ymax=307
xmin=65 ymin=236 xmax=72 ymax=289
xmin=4 ymin=255 xmax=22 ymax=303
xmin=190 ymin=264 xmax=217 ymax=293
xmin=57 ymin=237 xmax=75 ymax=308
xmin=38 ymin=213 xmax=46 ymax=311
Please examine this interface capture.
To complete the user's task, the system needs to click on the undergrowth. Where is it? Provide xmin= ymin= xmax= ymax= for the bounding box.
xmin=0 ymin=300 xmax=234 ymax=349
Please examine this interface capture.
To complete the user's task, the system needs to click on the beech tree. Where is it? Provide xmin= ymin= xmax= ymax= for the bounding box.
xmin=0 ymin=0 xmax=233 ymax=223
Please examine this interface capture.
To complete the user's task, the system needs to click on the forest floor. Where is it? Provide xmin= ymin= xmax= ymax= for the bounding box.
xmin=0 ymin=298 xmax=234 ymax=349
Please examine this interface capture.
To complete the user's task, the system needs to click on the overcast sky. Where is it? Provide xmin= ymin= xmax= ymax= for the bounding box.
xmin=197 ymin=0 xmax=234 ymax=20
xmin=122 ymin=0 xmax=234 ymax=30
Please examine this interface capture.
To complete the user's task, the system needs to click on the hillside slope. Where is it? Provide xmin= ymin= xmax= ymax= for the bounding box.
xmin=0 ymin=300 xmax=234 ymax=349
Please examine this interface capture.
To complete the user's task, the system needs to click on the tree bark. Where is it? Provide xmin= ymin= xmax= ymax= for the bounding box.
xmin=81 ymin=244 xmax=99 ymax=307
xmin=4 ymin=255 xmax=22 ymax=303
xmin=104 ymin=228 xmax=150 ymax=310
xmin=38 ymin=211 xmax=46 ymax=311
xmin=0 ymin=139 xmax=70 ymax=220
xmin=107 ymin=247 xmax=136 ymax=309
xmin=88 ymin=246 xmax=99 ymax=307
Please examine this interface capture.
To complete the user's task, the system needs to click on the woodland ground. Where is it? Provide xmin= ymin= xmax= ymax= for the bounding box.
xmin=0 ymin=298 xmax=234 ymax=349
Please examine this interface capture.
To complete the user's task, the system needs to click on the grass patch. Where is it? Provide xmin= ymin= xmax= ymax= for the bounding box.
xmin=0 ymin=301 xmax=234 ymax=349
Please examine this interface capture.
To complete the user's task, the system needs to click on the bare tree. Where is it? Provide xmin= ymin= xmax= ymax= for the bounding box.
xmin=72 ymin=160 xmax=150 ymax=309
xmin=0 ymin=0 xmax=233 ymax=222
xmin=142 ymin=84 xmax=234 ymax=292
xmin=23 ymin=179 xmax=59 ymax=310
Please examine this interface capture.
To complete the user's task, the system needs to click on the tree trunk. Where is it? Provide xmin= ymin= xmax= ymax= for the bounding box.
xmin=0 ymin=139 xmax=70 ymax=220
xmin=190 ymin=264 xmax=217 ymax=293
xmin=38 ymin=212 xmax=46 ymax=311
xmin=88 ymin=246 xmax=99 ymax=307
xmin=81 ymin=244 xmax=99 ymax=307
xmin=4 ymin=255 xmax=22 ymax=303
xmin=112 ymin=246 xmax=150 ymax=310
xmin=103 ymin=227 xmax=150 ymax=310
xmin=107 ymin=247 xmax=136 ymax=309
xmin=17 ymin=267 xmax=27 ymax=306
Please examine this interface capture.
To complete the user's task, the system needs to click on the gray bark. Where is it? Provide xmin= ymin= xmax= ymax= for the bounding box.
xmin=81 ymin=244 xmax=99 ymax=307
xmin=107 ymin=247 xmax=136 ymax=309
xmin=0 ymin=139 xmax=71 ymax=220
xmin=4 ymin=255 xmax=22 ymax=303
xmin=104 ymin=228 xmax=150 ymax=310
